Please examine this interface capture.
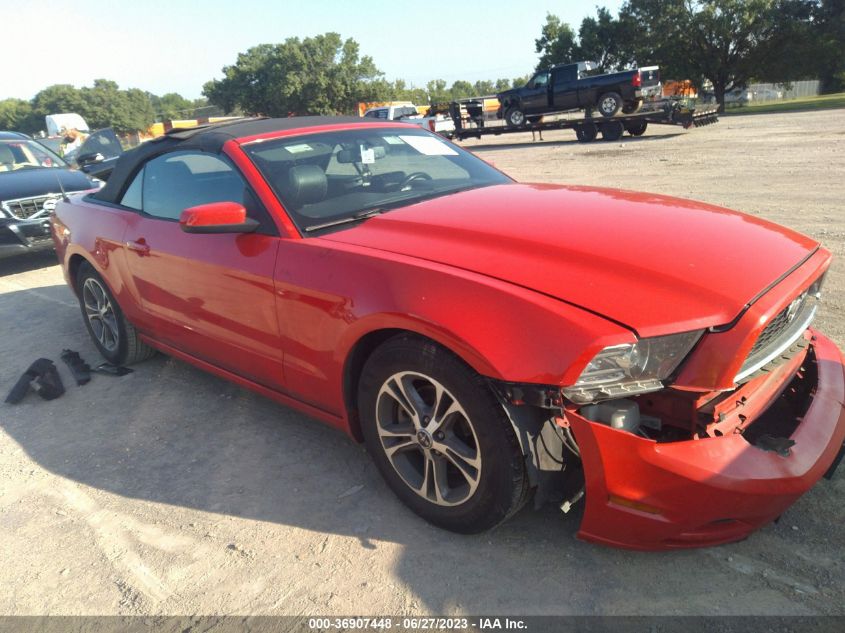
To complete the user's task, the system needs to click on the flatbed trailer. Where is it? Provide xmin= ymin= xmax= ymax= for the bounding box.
xmin=442 ymin=98 xmax=719 ymax=143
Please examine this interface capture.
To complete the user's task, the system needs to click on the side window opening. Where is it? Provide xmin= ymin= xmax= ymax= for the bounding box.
xmin=120 ymin=167 xmax=144 ymax=210
xmin=127 ymin=151 xmax=276 ymax=234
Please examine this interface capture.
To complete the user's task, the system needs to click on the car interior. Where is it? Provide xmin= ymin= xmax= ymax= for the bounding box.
xmin=247 ymin=132 xmax=481 ymax=226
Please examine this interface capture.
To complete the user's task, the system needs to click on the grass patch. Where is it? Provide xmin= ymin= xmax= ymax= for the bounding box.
xmin=723 ymin=92 xmax=845 ymax=115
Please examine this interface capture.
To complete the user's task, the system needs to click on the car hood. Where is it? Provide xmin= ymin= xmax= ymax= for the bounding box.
xmin=0 ymin=168 xmax=95 ymax=203
xmin=322 ymin=184 xmax=819 ymax=336
xmin=0 ymin=167 xmax=95 ymax=201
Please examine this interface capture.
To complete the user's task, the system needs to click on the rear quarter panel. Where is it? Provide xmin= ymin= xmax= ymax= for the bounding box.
xmin=51 ymin=195 xmax=144 ymax=325
xmin=586 ymin=70 xmax=637 ymax=102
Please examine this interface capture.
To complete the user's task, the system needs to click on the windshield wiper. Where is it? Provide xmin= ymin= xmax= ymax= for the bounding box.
xmin=304 ymin=207 xmax=386 ymax=233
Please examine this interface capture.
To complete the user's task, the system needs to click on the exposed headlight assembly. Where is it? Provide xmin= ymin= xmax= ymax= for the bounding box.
xmin=563 ymin=331 xmax=703 ymax=404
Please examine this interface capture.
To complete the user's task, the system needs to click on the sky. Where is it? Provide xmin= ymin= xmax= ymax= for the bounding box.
xmin=2 ymin=0 xmax=624 ymax=101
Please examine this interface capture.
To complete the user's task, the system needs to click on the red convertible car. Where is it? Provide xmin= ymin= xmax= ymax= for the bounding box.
xmin=51 ymin=117 xmax=845 ymax=550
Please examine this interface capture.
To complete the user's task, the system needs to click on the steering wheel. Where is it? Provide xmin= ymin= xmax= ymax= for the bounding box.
xmin=399 ymin=172 xmax=433 ymax=191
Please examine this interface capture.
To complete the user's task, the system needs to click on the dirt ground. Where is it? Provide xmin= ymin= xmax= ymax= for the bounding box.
xmin=1 ymin=109 xmax=844 ymax=617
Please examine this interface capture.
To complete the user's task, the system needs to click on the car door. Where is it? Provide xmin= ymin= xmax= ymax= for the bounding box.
xmin=551 ymin=65 xmax=580 ymax=110
xmin=74 ymin=128 xmax=123 ymax=169
xmin=120 ymin=150 xmax=285 ymax=390
xmin=520 ymin=72 xmax=551 ymax=114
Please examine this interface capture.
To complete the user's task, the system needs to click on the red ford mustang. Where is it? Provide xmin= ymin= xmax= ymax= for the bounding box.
xmin=51 ymin=117 xmax=845 ymax=550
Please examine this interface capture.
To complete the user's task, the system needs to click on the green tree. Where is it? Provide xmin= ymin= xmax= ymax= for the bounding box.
xmin=121 ymin=88 xmax=156 ymax=132
xmin=203 ymin=33 xmax=382 ymax=116
xmin=511 ymin=74 xmax=532 ymax=88
xmin=535 ymin=13 xmax=578 ymax=69
xmin=618 ymin=0 xmax=825 ymax=110
xmin=78 ymin=80 xmax=155 ymax=133
xmin=472 ymin=80 xmax=496 ymax=95
xmin=576 ymin=7 xmax=633 ymax=71
xmin=150 ymin=92 xmax=195 ymax=120
xmin=425 ymin=79 xmax=449 ymax=103
xmin=449 ymin=80 xmax=475 ymax=100
xmin=814 ymin=0 xmax=845 ymax=92
xmin=0 ymin=98 xmax=38 ymax=134
xmin=31 ymin=84 xmax=87 ymax=120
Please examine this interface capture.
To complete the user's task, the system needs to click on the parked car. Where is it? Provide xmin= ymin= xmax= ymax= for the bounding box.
xmin=752 ymin=88 xmax=784 ymax=101
xmin=363 ymin=105 xmax=422 ymax=120
xmin=363 ymin=105 xmax=455 ymax=136
xmin=0 ymin=131 xmax=101 ymax=259
xmin=52 ymin=117 xmax=845 ymax=550
xmin=497 ymin=61 xmax=645 ymax=127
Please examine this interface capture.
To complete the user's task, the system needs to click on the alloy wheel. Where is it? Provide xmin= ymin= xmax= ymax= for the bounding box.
xmin=82 ymin=278 xmax=119 ymax=352
xmin=375 ymin=371 xmax=482 ymax=506
xmin=601 ymin=97 xmax=617 ymax=114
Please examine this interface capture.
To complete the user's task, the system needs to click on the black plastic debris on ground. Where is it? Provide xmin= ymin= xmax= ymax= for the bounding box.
xmin=5 ymin=358 xmax=65 ymax=404
xmin=60 ymin=349 xmax=91 ymax=386
xmin=92 ymin=363 xmax=133 ymax=377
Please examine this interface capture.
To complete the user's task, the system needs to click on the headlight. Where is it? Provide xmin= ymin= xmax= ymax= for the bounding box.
xmin=91 ymin=178 xmax=106 ymax=189
xmin=563 ymin=330 xmax=703 ymax=404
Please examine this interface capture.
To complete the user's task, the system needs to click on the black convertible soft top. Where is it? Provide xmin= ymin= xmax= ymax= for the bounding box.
xmin=95 ymin=116 xmax=385 ymax=204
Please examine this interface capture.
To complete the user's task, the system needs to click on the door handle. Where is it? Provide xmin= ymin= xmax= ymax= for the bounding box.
xmin=125 ymin=239 xmax=150 ymax=256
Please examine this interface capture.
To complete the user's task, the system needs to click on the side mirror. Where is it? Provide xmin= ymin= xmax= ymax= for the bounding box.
xmin=179 ymin=201 xmax=260 ymax=234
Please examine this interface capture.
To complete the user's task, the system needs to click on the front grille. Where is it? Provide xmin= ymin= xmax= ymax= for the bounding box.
xmin=749 ymin=294 xmax=806 ymax=357
xmin=735 ymin=289 xmax=818 ymax=383
xmin=1 ymin=194 xmax=62 ymax=220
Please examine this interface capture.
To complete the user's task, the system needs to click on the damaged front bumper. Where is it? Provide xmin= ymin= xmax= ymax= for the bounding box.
xmin=567 ymin=329 xmax=845 ymax=550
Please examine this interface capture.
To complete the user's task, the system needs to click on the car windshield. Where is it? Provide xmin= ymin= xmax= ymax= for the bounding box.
xmin=242 ymin=127 xmax=512 ymax=234
xmin=0 ymin=139 xmax=68 ymax=173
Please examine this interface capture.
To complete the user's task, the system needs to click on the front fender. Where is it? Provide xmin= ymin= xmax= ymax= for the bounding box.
xmin=273 ymin=238 xmax=634 ymax=423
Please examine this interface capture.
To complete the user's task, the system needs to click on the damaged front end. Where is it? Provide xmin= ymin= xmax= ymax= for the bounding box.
xmin=569 ymin=331 xmax=845 ymax=549
xmin=492 ymin=262 xmax=845 ymax=550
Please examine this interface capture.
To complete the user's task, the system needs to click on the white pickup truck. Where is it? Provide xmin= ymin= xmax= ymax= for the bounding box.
xmin=362 ymin=105 xmax=455 ymax=137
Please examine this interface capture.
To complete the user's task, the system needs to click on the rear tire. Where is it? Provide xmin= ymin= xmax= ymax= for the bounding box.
xmin=624 ymin=120 xmax=648 ymax=136
xmin=600 ymin=120 xmax=625 ymax=141
xmin=622 ymin=99 xmax=643 ymax=115
xmin=76 ymin=262 xmax=156 ymax=366
xmin=575 ymin=122 xmax=598 ymax=142
xmin=358 ymin=335 xmax=529 ymax=534
xmin=597 ymin=92 xmax=622 ymax=118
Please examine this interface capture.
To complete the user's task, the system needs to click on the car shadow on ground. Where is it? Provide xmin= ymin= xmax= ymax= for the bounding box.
xmin=0 ymin=283 xmax=830 ymax=615
xmin=0 ymin=250 xmax=59 ymax=277
xmin=463 ymin=132 xmax=687 ymax=153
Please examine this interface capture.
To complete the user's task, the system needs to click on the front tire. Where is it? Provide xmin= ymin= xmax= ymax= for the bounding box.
xmin=358 ymin=335 xmax=529 ymax=534
xmin=504 ymin=106 xmax=526 ymax=128
xmin=76 ymin=262 xmax=156 ymax=365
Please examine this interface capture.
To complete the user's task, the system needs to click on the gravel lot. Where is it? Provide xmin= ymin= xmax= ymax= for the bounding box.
xmin=1 ymin=109 xmax=843 ymax=617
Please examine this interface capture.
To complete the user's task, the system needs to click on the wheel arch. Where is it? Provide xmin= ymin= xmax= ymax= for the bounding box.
xmin=341 ymin=324 xmax=500 ymax=443
xmin=67 ymin=252 xmax=93 ymax=296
